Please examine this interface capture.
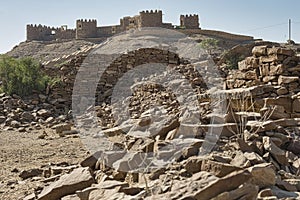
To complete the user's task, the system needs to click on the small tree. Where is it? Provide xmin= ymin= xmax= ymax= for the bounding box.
xmin=223 ymin=52 xmax=245 ymax=70
xmin=199 ymin=38 xmax=219 ymax=54
xmin=0 ymin=56 xmax=49 ymax=96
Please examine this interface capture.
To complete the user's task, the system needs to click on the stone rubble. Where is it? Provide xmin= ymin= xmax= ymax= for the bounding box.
xmin=2 ymin=45 xmax=300 ymax=199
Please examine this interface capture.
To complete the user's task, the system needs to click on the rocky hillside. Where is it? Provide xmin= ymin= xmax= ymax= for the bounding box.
xmin=5 ymin=31 xmax=256 ymax=65
xmin=6 ymin=40 xmax=98 ymax=64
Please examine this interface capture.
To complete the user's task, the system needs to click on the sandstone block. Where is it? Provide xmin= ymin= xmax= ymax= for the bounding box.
xmin=201 ymin=160 xmax=241 ymax=177
xmin=278 ymin=75 xmax=299 ymax=85
xmin=194 ymin=170 xmax=252 ymax=200
xmin=263 ymin=136 xmax=288 ymax=166
xmin=248 ymin=163 xmax=276 ymax=188
xmin=38 ymin=167 xmax=95 ymax=200
xmin=252 ymin=46 xmax=267 ymax=57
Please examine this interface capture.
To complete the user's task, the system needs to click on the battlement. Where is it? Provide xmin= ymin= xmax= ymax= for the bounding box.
xmin=27 ymin=24 xmax=74 ymax=30
xmin=140 ymin=10 xmax=162 ymax=14
xmin=77 ymin=19 xmax=97 ymax=23
xmin=27 ymin=24 xmax=53 ymax=29
xmin=181 ymin=14 xmax=199 ymax=18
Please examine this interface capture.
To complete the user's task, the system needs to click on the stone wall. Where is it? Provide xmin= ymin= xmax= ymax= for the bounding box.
xmin=179 ymin=29 xmax=254 ymax=42
xmin=55 ymin=28 xmax=76 ymax=40
xmin=27 ymin=25 xmax=53 ymax=41
xmin=45 ymin=47 xmax=211 ymax=123
xmin=225 ymin=46 xmax=300 ymax=121
xmin=27 ymin=21 xmax=99 ymax=41
xmin=27 ymin=25 xmax=76 ymax=41
xmin=226 ymin=46 xmax=299 ymax=90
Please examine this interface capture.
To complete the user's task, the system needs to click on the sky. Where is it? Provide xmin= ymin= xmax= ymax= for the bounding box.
xmin=0 ymin=0 xmax=300 ymax=53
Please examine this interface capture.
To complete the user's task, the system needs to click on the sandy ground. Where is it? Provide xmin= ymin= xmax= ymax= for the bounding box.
xmin=0 ymin=128 xmax=88 ymax=200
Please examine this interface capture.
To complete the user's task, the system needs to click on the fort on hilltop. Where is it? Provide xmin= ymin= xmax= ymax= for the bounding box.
xmin=26 ymin=10 xmax=254 ymax=42
xmin=26 ymin=10 xmax=200 ymax=41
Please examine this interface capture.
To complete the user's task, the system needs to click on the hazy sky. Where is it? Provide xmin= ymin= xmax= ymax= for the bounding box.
xmin=1 ymin=0 xmax=299 ymax=53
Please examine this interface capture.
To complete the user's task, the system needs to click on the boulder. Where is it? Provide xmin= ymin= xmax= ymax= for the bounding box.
xmin=269 ymin=64 xmax=285 ymax=76
xmin=52 ymin=123 xmax=72 ymax=134
xmin=201 ymin=160 xmax=241 ymax=177
xmin=37 ymin=109 xmax=51 ymax=118
xmin=263 ymin=136 xmax=289 ymax=166
xmin=185 ymin=157 xmax=203 ymax=174
xmin=80 ymin=151 xmax=103 ymax=169
xmin=19 ymin=168 xmax=43 ymax=180
xmin=0 ymin=116 xmax=6 ymax=123
xmin=248 ymin=163 xmax=276 ymax=188
xmin=252 ymin=46 xmax=267 ymax=57
xmin=194 ymin=170 xmax=252 ymax=200
xmin=211 ymin=183 xmax=258 ymax=200
xmin=278 ymin=75 xmax=299 ymax=85
xmin=21 ymin=111 xmax=34 ymax=121
xmin=37 ymin=167 xmax=95 ymax=200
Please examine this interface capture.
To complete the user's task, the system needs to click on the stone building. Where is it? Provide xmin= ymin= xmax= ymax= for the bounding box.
xmin=26 ymin=10 xmax=200 ymax=41
xmin=180 ymin=14 xmax=199 ymax=29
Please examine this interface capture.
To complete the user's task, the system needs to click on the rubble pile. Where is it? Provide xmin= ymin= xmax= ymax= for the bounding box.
xmin=0 ymin=92 xmax=72 ymax=132
xmin=17 ymin=46 xmax=300 ymax=200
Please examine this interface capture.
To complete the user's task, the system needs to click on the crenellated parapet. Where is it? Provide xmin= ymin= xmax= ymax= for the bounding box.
xmin=140 ymin=9 xmax=162 ymax=14
xmin=76 ymin=19 xmax=97 ymax=23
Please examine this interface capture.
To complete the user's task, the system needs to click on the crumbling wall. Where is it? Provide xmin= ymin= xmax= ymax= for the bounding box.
xmin=226 ymin=46 xmax=300 ymax=120
xmin=27 ymin=25 xmax=76 ymax=41
xmin=226 ymin=46 xmax=299 ymax=90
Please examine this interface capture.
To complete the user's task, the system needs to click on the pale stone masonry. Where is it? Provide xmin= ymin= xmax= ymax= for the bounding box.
xmin=26 ymin=10 xmax=200 ymax=41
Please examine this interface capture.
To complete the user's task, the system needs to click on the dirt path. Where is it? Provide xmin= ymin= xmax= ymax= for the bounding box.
xmin=0 ymin=128 xmax=88 ymax=200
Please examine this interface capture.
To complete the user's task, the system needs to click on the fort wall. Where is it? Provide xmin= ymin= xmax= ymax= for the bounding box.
xmin=27 ymin=25 xmax=53 ymax=41
xmin=27 ymin=24 xmax=76 ymax=41
xmin=178 ymin=29 xmax=254 ymax=42
xmin=26 ymin=10 xmax=253 ymax=43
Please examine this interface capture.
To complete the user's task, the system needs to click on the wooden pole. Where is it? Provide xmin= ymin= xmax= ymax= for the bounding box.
xmin=289 ymin=19 xmax=292 ymax=41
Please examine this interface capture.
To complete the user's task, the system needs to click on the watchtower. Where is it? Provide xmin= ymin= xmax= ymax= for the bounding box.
xmin=76 ymin=19 xmax=97 ymax=39
xmin=180 ymin=14 xmax=200 ymax=29
xmin=139 ymin=10 xmax=163 ymax=27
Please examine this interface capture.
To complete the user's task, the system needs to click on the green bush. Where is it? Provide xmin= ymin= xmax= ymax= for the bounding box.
xmin=0 ymin=56 xmax=50 ymax=96
xmin=199 ymin=38 xmax=219 ymax=54
xmin=225 ymin=54 xmax=245 ymax=70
